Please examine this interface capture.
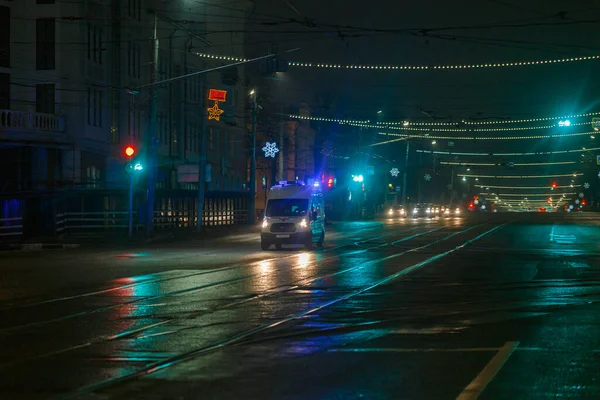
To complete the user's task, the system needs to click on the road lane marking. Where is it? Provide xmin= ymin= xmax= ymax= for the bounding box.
xmin=456 ymin=341 xmax=519 ymax=400
xmin=51 ymin=222 xmax=511 ymax=400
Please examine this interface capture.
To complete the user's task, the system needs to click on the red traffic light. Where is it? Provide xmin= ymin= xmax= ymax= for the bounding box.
xmin=125 ymin=146 xmax=135 ymax=157
xmin=552 ymin=182 xmax=557 ymax=188
xmin=327 ymin=177 xmax=334 ymax=188
xmin=581 ymin=200 xmax=586 ymax=206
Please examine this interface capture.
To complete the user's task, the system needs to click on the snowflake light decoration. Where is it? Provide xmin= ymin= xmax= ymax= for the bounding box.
xmin=424 ymin=174 xmax=432 ymax=182
xmin=262 ymin=142 xmax=279 ymax=158
xmin=390 ymin=168 xmax=400 ymax=177
xmin=575 ymin=199 xmax=580 ymax=204
xmin=579 ymin=192 xmax=585 ymax=198
xmin=584 ymin=182 xmax=591 ymax=189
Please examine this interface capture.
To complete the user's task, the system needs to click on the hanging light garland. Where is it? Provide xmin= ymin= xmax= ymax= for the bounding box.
xmin=480 ymin=193 xmax=576 ymax=197
xmin=459 ymin=173 xmax=584 ymax=179
xmin=474 ymin=184 xmax=581 ymax=190
xmin=289 ymin=113 xmax=600 ymax=131
xmin=373 ymin=131 xmax=596 ymax=145
xmin=196 ymin=52 xmax=600 ymax=71
xmin=441 ymin=161 xmax=577 ymax=167
xmin=416 ymin=146 xmax=600 ymax=157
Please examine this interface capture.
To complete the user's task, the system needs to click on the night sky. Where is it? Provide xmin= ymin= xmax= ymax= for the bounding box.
xmin=243 ymin=0 xmax=600 ymax=120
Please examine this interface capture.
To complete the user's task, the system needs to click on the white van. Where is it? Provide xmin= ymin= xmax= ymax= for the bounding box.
xmin=260 ymin=181 xmax=325 ymax=250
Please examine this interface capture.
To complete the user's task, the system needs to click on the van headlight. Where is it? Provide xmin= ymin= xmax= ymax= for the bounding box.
xmin=455 ymin=208 xmax=461 ymax=214
xmin=388 ymin=209 xmax=394 ymax=215
xmin=400 ymin=209 xmax=405 ymax=215
xmin=300 ymin=219 xmax=308 ymax=228
xmin=262 ymin=219 xmax=268 ymax=228
xmin=413 ymin=209 xmax=418 ymax=214
xmin=445 ymin=209 xmax=450 ymax=214
xmin=426 ymin=208 xmax=431 ymax=214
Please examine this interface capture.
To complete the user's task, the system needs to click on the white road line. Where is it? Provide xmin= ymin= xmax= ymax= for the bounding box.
xmin=456 ymin=341 xmax=520 ymax=400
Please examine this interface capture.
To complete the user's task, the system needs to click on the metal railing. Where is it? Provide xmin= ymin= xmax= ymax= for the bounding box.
xmin=0 ymin=109 xmax=65 ymax=133
xmin=56 ymin=209 xmax=250 ymax=234
xmin=0 ymin=217 xmax=23 ymax=239
xmin=56 ymin=212 xmax=137 ymax=234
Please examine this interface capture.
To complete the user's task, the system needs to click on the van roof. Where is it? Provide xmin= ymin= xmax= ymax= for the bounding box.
xmin=268 ymin=182 xmax=322 ymax=200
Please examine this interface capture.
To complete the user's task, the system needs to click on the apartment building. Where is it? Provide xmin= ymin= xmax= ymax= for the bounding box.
xmin=0 ymin=0 xmax=253 ymax=237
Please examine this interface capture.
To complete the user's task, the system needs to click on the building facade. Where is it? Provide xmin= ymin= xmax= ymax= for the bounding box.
xmin=0 ymin=0 xmax=253 ymax=239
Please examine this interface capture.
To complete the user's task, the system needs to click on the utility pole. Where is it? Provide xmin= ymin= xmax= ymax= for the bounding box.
xmin=278 ymin=104 xmax=284 ymax=180
xmin=145 ymin=13 xmax=159 ymax=236
xmin=402 ymin=140 xmax=410 ymax=207
xmin=128 ymin=93 xmax=136 ymax=238
xmin=196 ymin=74 xmax=207 ymax=232
xmin=249 ymin=91 xmax=257 ymax=224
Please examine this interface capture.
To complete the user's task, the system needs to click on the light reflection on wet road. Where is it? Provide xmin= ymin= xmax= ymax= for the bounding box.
xmin=1 ymin=214 xmax=600 ymax=399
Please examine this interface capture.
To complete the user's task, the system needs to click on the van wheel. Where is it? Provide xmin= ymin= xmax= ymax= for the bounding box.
xmin=316 ymin=231 xmax=324 ymax=248
xmin=261 ymin=240 xmax=270 ymax=251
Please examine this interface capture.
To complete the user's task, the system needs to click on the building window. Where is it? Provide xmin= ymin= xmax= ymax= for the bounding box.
xmin=0 ymin=73 xmax=9 ymax=109
xmin=128 ymin=42 xmax=141 ymax=78
xmin=87 ymin=24 xmax=103 ymax=64
xmin=0 ymin=7 xmax=9 ymax=68
xmin=36 ymin=84 xmax=55 ymax=114
xmin=128 ymin=0 xmax=141 ymax=20
xmin=36 ymin=18 xmax=55 ymax=70
xmin=87 ymin=87 xmax=103 ymax=127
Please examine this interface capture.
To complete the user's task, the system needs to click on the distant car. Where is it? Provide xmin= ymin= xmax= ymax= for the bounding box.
xmin=386 ymin=205 xmax=407 ymax=218
xmin=411 ymin=204 xmax=433 ymax=218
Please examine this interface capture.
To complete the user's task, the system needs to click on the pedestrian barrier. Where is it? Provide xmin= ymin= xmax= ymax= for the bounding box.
xmin=55 ymin=209 xmax=250 ymax=235
xmin=0 ymin=217 xmax=23 ymax=239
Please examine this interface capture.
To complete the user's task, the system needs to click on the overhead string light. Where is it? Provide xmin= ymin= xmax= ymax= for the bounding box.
xmin=458 ymin=173 xmax=584 ymax=179
xmin=288 ymin=112 xmax=600 ymax=128
xmin=416 ymin=146 xmax=600 ymax=157
xmin=374 ymin=131 xmax=596 ymax=143
xmin=195 ymin=52 xmax=600 ymax=71
xmin=474 ymin=185 xmax=581 ymax=189
xmin=441 ymin=161 xmax=577 ymax=167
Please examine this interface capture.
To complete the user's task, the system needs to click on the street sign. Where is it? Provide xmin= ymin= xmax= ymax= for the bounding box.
xmin=395 ymin=186 xmax=401 ymax=193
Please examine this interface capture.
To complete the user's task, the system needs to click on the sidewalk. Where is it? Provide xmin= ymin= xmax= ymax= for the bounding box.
xmin=0 ymin=224 xmax=260 ymax=252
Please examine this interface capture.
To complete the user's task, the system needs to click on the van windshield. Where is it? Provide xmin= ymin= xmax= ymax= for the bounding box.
xmin=266 ymin=199 xmax=309 ymax=217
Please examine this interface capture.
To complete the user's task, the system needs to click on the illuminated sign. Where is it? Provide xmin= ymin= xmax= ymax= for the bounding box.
xmin=207 ymin=102 xmax=224 ymax=121
xmin=208 ymin=89 xmax=227 ymax=102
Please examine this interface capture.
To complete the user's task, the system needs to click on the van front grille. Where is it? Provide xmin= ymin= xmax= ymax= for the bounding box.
xmin=270 ymin=223 xmax=296 ymax=233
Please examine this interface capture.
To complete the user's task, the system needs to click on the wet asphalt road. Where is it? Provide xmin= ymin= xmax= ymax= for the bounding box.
xmin=1 ymin=214 xmax=600 ymax=399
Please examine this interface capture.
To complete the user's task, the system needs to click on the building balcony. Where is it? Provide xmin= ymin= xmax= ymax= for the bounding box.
xmin=0 ymin=109 xmax=69 ymax=146
xmin=0 ymin=109 xmax=65 ymax=133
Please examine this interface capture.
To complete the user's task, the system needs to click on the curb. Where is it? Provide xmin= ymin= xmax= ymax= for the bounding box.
xmin=0 ymin=243 xmax=81 ymax=252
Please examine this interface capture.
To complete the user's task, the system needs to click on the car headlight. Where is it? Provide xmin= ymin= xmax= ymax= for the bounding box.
xmin=262 ymin=219 xmax=268 ymax=228
xmin=413 ymin=209 xmax=418 ymax=214
xmin=388 ymin=209 xmax=394 ymax=215
xmin=445 ymin=209 xmax=450 ymax=214
xmin=426 ymin=208 xmax=431 ymax=213
xmin=300 ymin=219 xmax=308 ymax=228
xmin=400 ymin=209 xmax=405 ymax=215
xmin=455 ymin=208 xmax=461 ymax=214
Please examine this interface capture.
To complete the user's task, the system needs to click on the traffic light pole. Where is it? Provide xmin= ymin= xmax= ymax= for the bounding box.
xmin=127 ymin=91 xmax=137 ymax=239
xmin=249 ymin=92 xmax=257 ymax=224
xmin=402 ymin=140 xmax=410 ymax=207
xmin=145 ymin=14 xmax=159 ymax=236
